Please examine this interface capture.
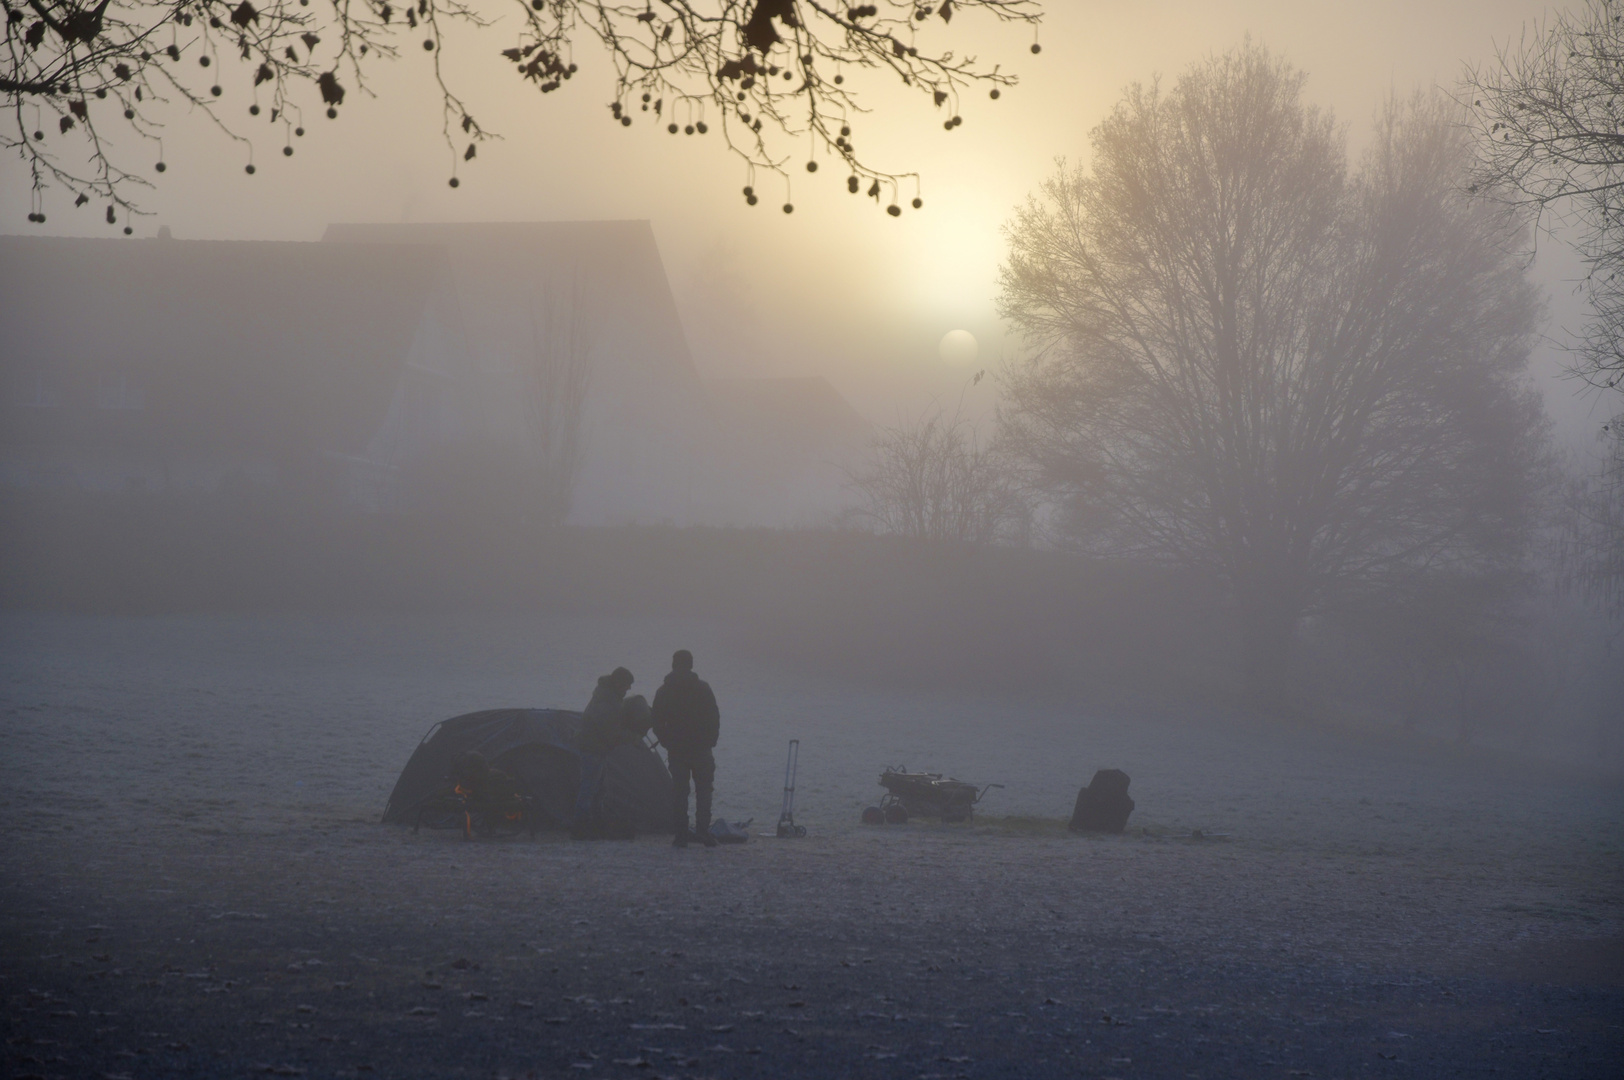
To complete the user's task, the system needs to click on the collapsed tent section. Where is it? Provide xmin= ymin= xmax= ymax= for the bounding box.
xmin=382 ymin=708 xmax=673 ymax=834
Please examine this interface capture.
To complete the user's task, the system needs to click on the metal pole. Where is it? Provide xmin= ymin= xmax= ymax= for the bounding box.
xmin=777 ymin=739 xmax=804 ymax=837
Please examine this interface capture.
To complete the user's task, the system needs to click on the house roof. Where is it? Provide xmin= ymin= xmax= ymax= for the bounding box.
xmin=323 ymin=221 xmax=718 ymax=524
xmin=320 ymin=220 xmax=706 ymax=394
xmin=0 ymin=234 xmax=456 ymax=457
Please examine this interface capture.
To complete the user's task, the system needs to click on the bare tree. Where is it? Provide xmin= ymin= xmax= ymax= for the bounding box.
xmin=524 ymin=279 xmax=591 ymax=529
xmin=1555 ymin=421 xmax=1624 ymax=622
xmin=846 ymin=392 xmax=1028 ymax=546
xmin=998 ymin=45 xmax=1549 ymax=705
xmin=4 ymin=0 xmax=1040 ymax=225
xmin=1464 ymin=0 xmax=1624 ymax=397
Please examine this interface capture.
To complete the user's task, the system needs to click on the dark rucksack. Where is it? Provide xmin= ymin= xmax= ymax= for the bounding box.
xmin=1069 ymin=769 xmax=1135 ymax=834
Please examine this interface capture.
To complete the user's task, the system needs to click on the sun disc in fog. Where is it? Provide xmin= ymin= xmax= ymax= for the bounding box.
xmin=939 ymin=329 xmax=978 ymax=367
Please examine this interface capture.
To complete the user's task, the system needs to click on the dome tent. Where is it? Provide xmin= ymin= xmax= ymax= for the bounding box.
xmin=382 ymin=708 xmax=673 ymax=834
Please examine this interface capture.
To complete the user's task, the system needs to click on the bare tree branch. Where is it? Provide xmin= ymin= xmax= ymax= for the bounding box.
xmin=1463 ymin=0 xmax=1624 ymax=397
xmin=3 ymin=0 xmax=1040 ymax=223
xmin=845 ymin=392 xmax=1029 ymax=546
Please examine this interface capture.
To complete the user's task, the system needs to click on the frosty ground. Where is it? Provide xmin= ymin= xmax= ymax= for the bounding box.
xmin=1 ymin=611 xmax=1620 ymax=1079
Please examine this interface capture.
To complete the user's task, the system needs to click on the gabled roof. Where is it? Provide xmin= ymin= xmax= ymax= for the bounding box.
xmin=320 ymin=220 xmax=700 ymax=380
xmin=0 ymin=234 xmax=458 ymax=457
xmin=322 ymin=221 xmax=718 ymax=524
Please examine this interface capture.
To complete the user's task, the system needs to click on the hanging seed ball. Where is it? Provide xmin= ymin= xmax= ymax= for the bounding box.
xmin=211 ymin=85 xmax=222 ymax=96
xmin=745 ymin=194 xmax=757 ymax=205
xmin=155 ymin=161 xmax=166 ymax=172
xmin=199 ymin=55 xmax=210 ymax=67
xmin=783 ymin=203 xmax=793 ymax=214
xmin=423 ymin=39 xmax=434 ymax=50
xmin=327 ymin=107 xmax=337 ymax=119
xmin=951 ymin=116 xmax=962 ymax=126
xmin=283 ymin=145 xmax=293 ymax=156
xmin=124 ymin=226 xmax=132 ymax=235
xmin=33 ymin=130 xmax=42 ymax=140
xmin=737 ymin=91 xmax=746 ymax=101
xmin=166 ymin=44 xmax=179 ymax=59
xmin=834 ymin=74 xmax=843 ymax=84
xmin=245 ymin=163 xmax=255 ymax=174
xmin=95 ymin=88 xmax=106 ymax=98
xmin=621 ymin=115 xmax=632 ymax=126
xmin=990 ymin=88 xmax=1000 ymax=100
xmin=806 ymin=161 xmax=817 ymax=172
xmin=448 ymin=177 xmax=460 ymax=188
xmin=124 ymin=109 xmax=134 ymax=119
xmin=912 ymin=197 xmax=922 ymax=209
xmin=641 ymin=104 xmax=648 ymax=112
xmin=250 ymin=104 xmax=260 ymax=115
xmin=943 ymin=119 xmax=953 ymax=130
xmin=668 ymin=123 xmax=678 ymax=134
xmin=684 ymin=124 xmax=694 ymax=135
xmin=887 ymin=204 xmax=901 ymax=216
xmin=140 ymin=51 xmax=150 ymax=60
xmin=641 ymin=92 xmax=651 ymax=102
xmin=696 ymin=121 xmax=707 ymax=133
xmin=840 ymin=125 xmax=851 ymax=137
xmin=1031 ymin=43 xmax=1042 ymax=54
xmin=295 ymin=126 xmax=304 ymax=136
xmin=743 ymin=185 xmax=754 ymax=196
xmin=210 ymin=15 xmax=221 ymax=26
xmin=847 ymin=175 xmax=859 ymax=193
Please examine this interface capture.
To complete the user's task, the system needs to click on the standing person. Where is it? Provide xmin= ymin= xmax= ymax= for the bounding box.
xmin=572 ymin=666 xmax=634 ymax=839
xmin=651 ymin=649 xmax=720 ymax=849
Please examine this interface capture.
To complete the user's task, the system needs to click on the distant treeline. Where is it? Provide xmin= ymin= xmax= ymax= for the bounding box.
xmin=3 ymin=489 xmax=1617 ymax=770
xmin=0 ymin=488 xmax=1235 ymax=702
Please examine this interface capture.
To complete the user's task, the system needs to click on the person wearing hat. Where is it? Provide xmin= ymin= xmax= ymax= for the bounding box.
xmin=651 ymin=649 xmax=721 ymax=848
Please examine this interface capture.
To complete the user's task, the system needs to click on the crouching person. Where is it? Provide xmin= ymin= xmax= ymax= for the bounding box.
xmin=572 ymin=666 xmax=642 ymax=839
xmin=652 ymin=649 xmax=720 ymax=849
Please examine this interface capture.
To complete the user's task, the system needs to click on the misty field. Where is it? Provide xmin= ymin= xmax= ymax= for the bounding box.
xmin=2 ymin=610 xmax=1621 ymax=1079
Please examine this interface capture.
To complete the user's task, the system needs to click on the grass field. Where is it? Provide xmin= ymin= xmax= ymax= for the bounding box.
xmin=2 ymin=610 xmax=1620 ymax=1078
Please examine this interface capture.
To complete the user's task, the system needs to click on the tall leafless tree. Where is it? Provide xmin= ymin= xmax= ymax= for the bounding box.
xmin=1464 ymin=0 xmax=1624 ymax=398
xmin=846 ymin=393 xmax=1028 ymax=546
xmin=1464 ymin=0 xmax=1624 ymax=624
xmin=998 ymin=46 xmax=1549 ymax=705
xmin=3 ymin=0 xmax=1039 ymax=225
xmin=524 ymin=279 xmax=591 ymax=529
xmin=1555 ymin=421 xmax=1624 ymax=622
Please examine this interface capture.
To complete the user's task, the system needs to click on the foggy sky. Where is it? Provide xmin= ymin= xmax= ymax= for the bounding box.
xmin=2 ymin=0 xmax=1605 ymax=443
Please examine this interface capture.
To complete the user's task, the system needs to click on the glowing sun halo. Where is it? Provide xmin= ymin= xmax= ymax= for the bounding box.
xmin=939 ymin=329 xmax=978 ymax=367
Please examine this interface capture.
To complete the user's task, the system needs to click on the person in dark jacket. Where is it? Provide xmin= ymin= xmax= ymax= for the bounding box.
xmin=651 ymin=649 xmax=720 ymax=849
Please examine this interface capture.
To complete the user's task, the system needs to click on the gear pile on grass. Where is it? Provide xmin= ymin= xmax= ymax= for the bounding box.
xmin=3 ymin=0 xmax=1041 ymax=226
xmin=862 ymin=766 xmax=1000 ymax=824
